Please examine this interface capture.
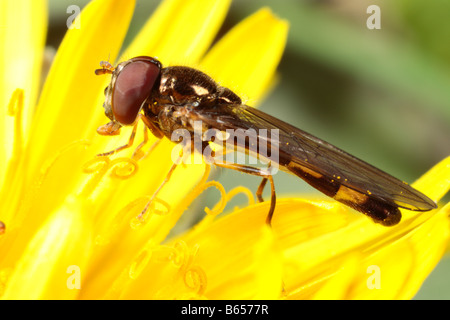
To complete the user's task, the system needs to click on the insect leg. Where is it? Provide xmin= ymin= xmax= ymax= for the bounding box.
xmin=138 ymin=160 xmax=179 ymax=220
xmin=255 ymin=163 xmax=273 ymax=203
xmin=98 ymin=114 xmax=164 ymax=158
xmin=141 ymin=137 xmax=163 ymax=160
xmin=139 ymin=113 xmax=164 ymax=139
xmin=97 ymin=120 xmax=139 ymax=157
xmin=132 ymin=114 xmax=165 ymax=160
xmin=131 ymin=123 xmax=150 ymax=160
xmin=138 ymin=142 xmax=189 ymax=220
xmin=256 ymin=178 xmax=268 ymax=203
xmin=213 ymin=161 xmax=276 ymax=226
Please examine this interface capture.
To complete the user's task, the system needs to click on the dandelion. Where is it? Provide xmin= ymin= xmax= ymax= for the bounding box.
xmin=0 ymin=0 xmax=448 ymax=300
xmin=0 ymin=0 xmax=288 ymax=299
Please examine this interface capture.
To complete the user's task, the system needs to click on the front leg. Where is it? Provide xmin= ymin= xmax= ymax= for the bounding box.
xmin=97 ymin=120 xmax=139 ymax=157
xmin=97 ymin=114 xmax=164 ymax=158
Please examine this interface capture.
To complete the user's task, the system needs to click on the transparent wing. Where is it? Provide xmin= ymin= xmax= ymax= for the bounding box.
xmin=191 ymin=103 xmax=436 ymax=211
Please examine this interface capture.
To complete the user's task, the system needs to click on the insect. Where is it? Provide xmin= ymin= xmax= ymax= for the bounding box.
xmin=95 ymin=56 xmax=437 ymax=226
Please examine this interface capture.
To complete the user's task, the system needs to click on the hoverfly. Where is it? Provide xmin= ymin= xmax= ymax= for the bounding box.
xmin=95 ymin=56 xmax=436 ymax=226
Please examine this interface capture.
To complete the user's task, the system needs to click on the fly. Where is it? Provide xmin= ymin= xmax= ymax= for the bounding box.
xmin=95 ymin=56 xmax=437 ymax=226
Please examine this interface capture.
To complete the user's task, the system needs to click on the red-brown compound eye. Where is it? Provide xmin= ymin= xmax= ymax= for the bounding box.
xmin=112 ymin=60 xmax=160 ymax=125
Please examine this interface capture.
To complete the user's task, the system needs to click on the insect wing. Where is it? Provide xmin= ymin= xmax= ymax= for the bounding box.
xmin=192 ymin=103 xmax=436 ymax=212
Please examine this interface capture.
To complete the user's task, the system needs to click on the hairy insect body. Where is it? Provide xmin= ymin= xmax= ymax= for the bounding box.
xmin=148 ymin=66 xmax=242 ymax=140
xmin=95 ymin=56 xmax=437 ymax=226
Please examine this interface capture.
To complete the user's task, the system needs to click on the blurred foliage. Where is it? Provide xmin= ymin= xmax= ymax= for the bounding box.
xmin=396 ymin=0 xmax=450 ymax=67
xmin=228 ymin=0 xmax=450 ymax=172
xmin=47 ymin=0 xmax=450 ymax=299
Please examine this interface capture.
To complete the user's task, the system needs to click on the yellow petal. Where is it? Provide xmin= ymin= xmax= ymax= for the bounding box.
xmin=116 ymin=222 xmax=283 ymax=299
xmin=123 ymin=0 xmax=232 ymax=64
xmin=2 ymin=196 xmax=92 ymax=299
xmin=26 ymin=0 xmax=135 ymax=184
xmin=201 ymin=7 xmax=289 ymax=105
xmin=78 ymin=4 xmax=290 ymax=271
xmin=174 ymin=201 xmax=286 ymax=299
xmin=182 ymin=223 xmax=282 ymax=300
xmin=178 ymin=155 xmax=450 ymax=300
xmin=0 ymin=0 xmax=47 ymax=187
xmin=0 ymin=0 xmax=294 ymax=300
xmin=412 ymin=155 xmax=450 ymax=203
xmin=311 ymin=255 xmax=360 ymax=300
xmin=281 ymin=156 xmax=450 ymax=299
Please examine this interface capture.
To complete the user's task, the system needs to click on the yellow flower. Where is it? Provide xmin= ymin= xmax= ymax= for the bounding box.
xmin=127 ymin=156 xmax=449 ymax=300
xmin=0 ymin=0 xmax=448 ymax=301
xmin=0 ymin=0 xmax=288 ymax=299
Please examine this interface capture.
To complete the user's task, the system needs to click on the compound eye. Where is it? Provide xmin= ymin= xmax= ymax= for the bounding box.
xmin=112 ymin=60 xmax=160 ymax=125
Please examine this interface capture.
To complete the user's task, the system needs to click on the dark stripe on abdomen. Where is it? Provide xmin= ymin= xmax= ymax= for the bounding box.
xmin=285 ymin=160 xmax=401 ymax=226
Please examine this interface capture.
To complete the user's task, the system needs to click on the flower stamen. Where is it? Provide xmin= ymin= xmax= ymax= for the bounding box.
xmin=171 ymin=240 xmax=191 ymax=269
xmin=4 ymin=139 xmax=89 ymax=224
xmin=129 ymin=196 xmax=172 ymax=229
xmin=154 ymin=241 xmax=207 ymax=296
xmin=80 ymin=157 xmax=110 ymax=197
xmin=184 ymin=265 xmax=207 ymax=296
xmin=129 ymin=249 xmax=152 ymax=280
xmin=196 ymin=184 xmax=255 ymax=230
xmin=80 ymin=156 xmax=138 ymax=197
xmin=0 ymin=89 xmax=26 ymax=224
xmin=109 ymin=157 xmax=138 ymax=180
xmin=203 ymin=181 xmax=227 ymax=217
xmin=226 ymin=185 xmax=256 ymax=209
xmin=0 ymin=268 xmax=12 ymax=297
xmin=7 ymin=89 xmax=24 ymax=162
xmin=151 ymin=198 xmax=171 ymax=216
